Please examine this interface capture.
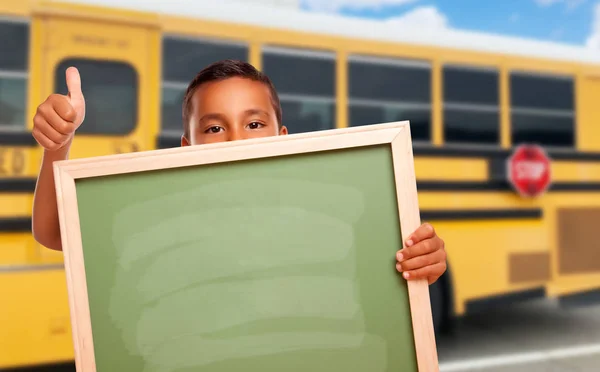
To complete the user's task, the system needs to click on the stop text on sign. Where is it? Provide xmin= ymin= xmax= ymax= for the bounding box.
xmin=514 ymin=160 xmax=547 ymax=181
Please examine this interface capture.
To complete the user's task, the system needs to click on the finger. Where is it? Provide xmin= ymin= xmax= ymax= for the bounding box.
xmin=66 ymin=67 xmax=83 ymax=102
xmin=404 ymin=222 xmax=435 ymax=247
xmin=401 ymin=262 xmax=446 ymax=282
xmin=397 ymin=237 xmax=441 ymax=261
xmin=65 ymin=67 xmax=83 ymax=99
xmin=49 ymin=96 xmax=77 ymax=126
xmin=33 ymin=115 xmax=69 ymax=145
xmin=397 ymin=248 xmax=446 ymax=272
xmin=41 ymin=102 xmax=76 ymax=135
xmin=33 ymin=127 xmax=60 ymax=151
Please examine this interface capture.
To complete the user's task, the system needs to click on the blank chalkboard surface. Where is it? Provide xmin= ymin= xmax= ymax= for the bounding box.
xmin=54 ymin=121 xmax=438 ymax=371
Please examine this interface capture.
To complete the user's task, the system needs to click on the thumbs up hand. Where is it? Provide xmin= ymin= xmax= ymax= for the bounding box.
xmin=33 ymin=67 xmax=86 ymax=151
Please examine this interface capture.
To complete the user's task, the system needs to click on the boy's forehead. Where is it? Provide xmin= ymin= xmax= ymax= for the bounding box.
xmin=191 ymin=77 xmax=275 ymax=114
xmin=195 ymin=78 xmax=271 ymax=99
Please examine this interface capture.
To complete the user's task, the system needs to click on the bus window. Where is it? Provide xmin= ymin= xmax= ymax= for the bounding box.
xmin=443 ymin=65 xmax=499 ymax=145
xmin=161 ymin=36 xmax=249 ymax=135
xmin=510 ymin=72 xmax=574 ymax=147
xmin=54 ymin=59 xmax=137 ymax=135
xmin=348 ymin=55 xmax=431 ymax=142
xmin=262 ymin=46 xmax=336 ymax=134
xmin=0 ymin=20 xmax=28 ymax=131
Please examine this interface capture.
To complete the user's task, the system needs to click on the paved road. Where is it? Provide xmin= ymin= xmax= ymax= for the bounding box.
xmin=437 ymin=298 xmax=600 ymax=371
xmin=15 ymin=298 xmax=600 ymax=371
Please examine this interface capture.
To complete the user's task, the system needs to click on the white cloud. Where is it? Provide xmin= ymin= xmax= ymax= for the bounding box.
xmin=586 ymin=2 xmax=600 ymax=49
xmin=383 ymin=6 xmax=448 ymax=30
xmin=302 ymin=0 xmax=449 ymax=31
xmin=534 ymin=0 xmax=587 ymax=9
xmin=302 ymin=0 xmax=419 ymax=12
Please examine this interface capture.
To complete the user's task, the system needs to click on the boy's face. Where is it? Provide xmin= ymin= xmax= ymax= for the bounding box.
xmin=182 ymin=77 xmax=287 ymax=146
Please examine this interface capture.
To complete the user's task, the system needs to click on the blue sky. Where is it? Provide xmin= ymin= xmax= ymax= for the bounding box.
xmin=299 ymin=0 xmax=600 ymax=49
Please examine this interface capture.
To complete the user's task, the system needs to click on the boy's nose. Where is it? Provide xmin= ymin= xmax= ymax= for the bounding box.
xmin=227 ymin=127 xmax=246 ymax=142
xmin=227 ymin=133 xmax=241 ymax=142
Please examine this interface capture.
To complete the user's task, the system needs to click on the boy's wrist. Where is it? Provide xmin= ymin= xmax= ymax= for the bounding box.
xmin=43 ymin=141 xmax=71 ymax=162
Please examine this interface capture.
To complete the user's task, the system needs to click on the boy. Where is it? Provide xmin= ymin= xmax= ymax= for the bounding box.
xmin=31 ymin=59 xmax=447 ymax=285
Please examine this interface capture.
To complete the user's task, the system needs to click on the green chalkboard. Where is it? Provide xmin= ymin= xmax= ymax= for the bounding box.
xmin=54 ymin=122 xmax=438 ymax=371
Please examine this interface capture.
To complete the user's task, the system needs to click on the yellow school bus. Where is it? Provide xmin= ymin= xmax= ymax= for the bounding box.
xmin=2 ymin=0 xmax=600 ymax=368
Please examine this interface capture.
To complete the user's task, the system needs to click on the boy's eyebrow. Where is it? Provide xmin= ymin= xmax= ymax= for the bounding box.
xmin=198 ymin=113 xmax=226 ymax=123
xmin=243 ymin=109 xmax=269 ymax=117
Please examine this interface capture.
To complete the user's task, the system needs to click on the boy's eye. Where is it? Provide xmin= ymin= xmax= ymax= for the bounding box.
xmin=205 ymin=126 xmax=224 ymax=134
xmin=248 ymin=122 xmax=264 ymax=129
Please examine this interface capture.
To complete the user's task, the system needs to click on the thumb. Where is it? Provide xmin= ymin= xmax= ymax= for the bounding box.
xmin=65 ymin=66 xmax=85 ymax=123
xmin=66 ymin=66 xmax=84 ymax=104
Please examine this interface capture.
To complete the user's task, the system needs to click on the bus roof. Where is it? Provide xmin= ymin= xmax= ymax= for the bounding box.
xmin=54 ymin=0 xmax=600 ymax=65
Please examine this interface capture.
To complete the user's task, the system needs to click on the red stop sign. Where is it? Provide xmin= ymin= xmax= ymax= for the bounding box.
xmin=506 ymin=145 xmax=552 ymax=197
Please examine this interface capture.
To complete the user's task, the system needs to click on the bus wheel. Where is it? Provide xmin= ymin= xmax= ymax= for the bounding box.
xmin=429 ymin=278 xmax=446 ymax=334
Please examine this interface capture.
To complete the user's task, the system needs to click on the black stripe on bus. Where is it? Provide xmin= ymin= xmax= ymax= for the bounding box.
xmin=0 ymin=217 xmax=31 ymax=233
xmin=418 ymin=181 xmax=510 ymax=191
xmin=0 ymin=132 xmax=37 ymax=147
xmin=0 ymin=178 xmax=36 ymax=193
xmin=549 ymin=182 xmax=600 ymax=191
xmin=420 ymin=208 xmax=542 ymax=221
xmin=413 ymin=145 xmax=510 ymax=158
xmin=414 ymin=144 xmax=600 ymax=162
xmin=0 ymin=361 xmax=75 ymax=371
xmin=546 ymin=151 xmax=600 ymax=161
xmin=418 ymin=181 xmax=600 ymax=192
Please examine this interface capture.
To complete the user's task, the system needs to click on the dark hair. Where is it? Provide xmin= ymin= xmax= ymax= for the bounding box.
xmin=182 ymin=59 xmax=282 ymax=139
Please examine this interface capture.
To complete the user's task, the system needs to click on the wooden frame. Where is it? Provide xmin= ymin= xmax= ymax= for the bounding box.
xmin=54 ymin=120 xmax=438 ymax=371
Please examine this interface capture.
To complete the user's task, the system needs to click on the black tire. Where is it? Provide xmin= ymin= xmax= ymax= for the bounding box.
xmin=429 ymin=278 xmax=446 ymax=334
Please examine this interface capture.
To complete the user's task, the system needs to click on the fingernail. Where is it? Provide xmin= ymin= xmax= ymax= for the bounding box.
xmin=406 ymin=239 xmax=414 ymax=247
xmin=403 ymin=272 xmax=410 ymax=279
xmin=396 ymin=252 xmax=404 ymax=261
xmin=396 ymin=263 xmax=402 ymax=272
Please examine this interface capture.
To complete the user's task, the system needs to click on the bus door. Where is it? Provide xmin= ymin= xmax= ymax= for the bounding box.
xmin=34 ymin=5 xmax=159 ymax=260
